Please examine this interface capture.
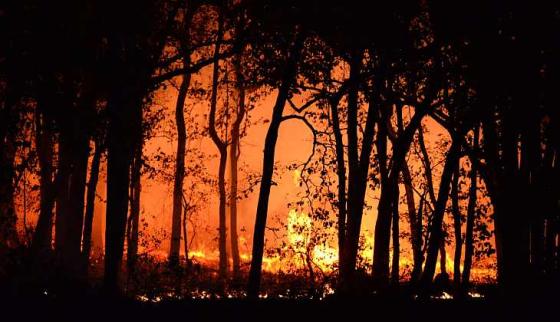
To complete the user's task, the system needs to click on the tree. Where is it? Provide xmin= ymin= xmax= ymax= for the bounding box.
xmin=461 ymin=126 xmax=479 ymax=290
xmin=247 ymin=27 xmax=307 ymax=298
xmin=82 ymin=134 xmax=104 ymax=271
xmin=101 ymin=0 xmax=178 ymax=293
xmin=207 ymin=6 xmax=230 ymax=280
xmin=229 ymin=53 xmax=247 ymax=278
xmin=169 ymin=2 xmax=196 ymax=266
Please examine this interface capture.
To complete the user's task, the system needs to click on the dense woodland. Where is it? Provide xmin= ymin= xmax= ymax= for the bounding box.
xmin=1 ymin=0 xmax=560 ymax=305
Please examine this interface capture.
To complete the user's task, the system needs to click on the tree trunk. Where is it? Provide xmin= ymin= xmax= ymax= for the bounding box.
xmin=340 ymin=55 xmax=379 ymax=292
xmin=229 ymin=56 xmax=246 ymax=278
xmin=451 ymin=166 xmax=462 ymax=290
xmin=0 ymin=85 xmax=19 ymax=249
xmin=418 ymin=128 xmax=437 ymax=206
xmin=229 ymin=132 xmax=241 ymax=278
xmin=54 ymin=108 xmax=91 ymax=287
xmin=420 ymin=139 xmax=461 ymax=287
xmin=247 ymin=31 xmax=305 ymax=298
xmin=217 ymin=148 xmax=228 ymax=279
xmin=207 ymin=10 xmax=228 ymax=280
xmin=92 ymin=167 xmax=105 ymax=255
xmin=104 ymin=91 xmax=141 ymax=293
xmin=182 ymin=197 xmax=189 ymax=266
xmin=169 ymin=73 xmax=191 ymax=265
xmin=372 ymin=99 xmax=392 ymax=290
xmin=402 ymin=164 xmax=423 ymax=283
xmin=82 ymin=138 xmax=103 ymax=270
xmin=329 ymin=96 xmax=347 ymax=267
xmin=339 ymin=52 xmax=363 ymax=290
xmin=461 ymin=128 xmax=479 ymax=289
xmin=391 ymin=183 xmax=400 ymax=285
xmin=169 ymin=4 xmax=194 ymax=265
xmin=127 ymin=143 xmax=142 ymax=271
xmin=373 ymin=109 xmax=425 ymax=286
xmin=439 ymin=237 xmax=447 ymax=275
xmin=491 ymin=116 xmax=530 ymax=294
xmin=32 ymin=108 xmax=56 ymax=255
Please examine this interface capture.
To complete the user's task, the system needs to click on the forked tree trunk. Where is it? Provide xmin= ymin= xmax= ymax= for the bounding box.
xmin=340 ymin=54 xmax=378 ymax=292
xmin=207 ymin=9 xmax=228 ymax=280
xmin=373 ymin=109 xmax=425 ymax=286
xmin=229 ymin=55 xmax=246 ymax=278
xmin=420 ymin=139 xmax=461 ymax=287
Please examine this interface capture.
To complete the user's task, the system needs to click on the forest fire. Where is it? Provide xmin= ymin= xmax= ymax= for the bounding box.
xmin=1 ymin=1 xmax=559 ymax=321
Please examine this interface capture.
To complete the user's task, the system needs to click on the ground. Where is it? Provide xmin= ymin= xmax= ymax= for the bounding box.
xmin=1 ymin=293 xmax=558 ymax=322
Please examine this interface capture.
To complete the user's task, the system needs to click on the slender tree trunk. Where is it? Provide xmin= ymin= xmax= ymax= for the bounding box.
xmin=524 ymin=118 xmax=544 ymax=277
xmin=92 ymin=167 xmax=105 ymax=254
xmin=169 ymin=4 xmax=194 ymax=265
xmin=402 ymin=164 xmax=423 ymax=283
xmin=217 ymin=149 xmax=228 ymax=279
xmin=182 ymin=197 xmax=189 ymax=266
xmin=373 ymin=99 xmax=392 ymax=290
xmin=0 ymin=86 xmax=19 ymax=249
xmin=418 ymin=128 xmax=437 ymax=205
xmin=451 ymin=166 xmax=462 ymax=290
xmin=391 ymin=183 xmax=400 ymax=285
xmin=462 ymin=128 xmax=479 ymax=289
xmin=329 ymin=96 xmax=347 ymax=267
xmin=127 ymin=143 xmax=142 ymax=271
xmin=247 ymin=31 xmax=305 ymax=298
xmin=82 ymin=139 xmax=103 ymax=269
xmin=170 ymin=73 xmax=191 ymax=265
xmin=229 ymin=137 xmax=241 ymax=277
xmin=439 ymin=241 xmax=447 ymax=275
xmin=229 ymin=56 xmax=246 ymax=278
xmin=32 ymin=108 xmax=56 ymax=255
xmin=390 ymin=104 xmax=406 ymax=286
xmin=543 ymin=138 xmax=558 ymax=274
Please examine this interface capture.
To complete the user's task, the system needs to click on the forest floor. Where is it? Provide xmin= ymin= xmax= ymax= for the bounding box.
xmin=1 ymin=251 xmax=558 ymax=322
xmin=1 ymin=292 xmax=558 ymax=322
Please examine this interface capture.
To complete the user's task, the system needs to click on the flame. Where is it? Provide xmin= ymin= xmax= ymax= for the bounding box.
xmin=293 ymin=169 xmax=302 ymax=186
xmin=312 ymin=244 xmax=337 ymax=271
xmin=287 ymin=209 xmax=311 ymax=251
xmin=139 ymin=167 xmax=495 ymax=283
